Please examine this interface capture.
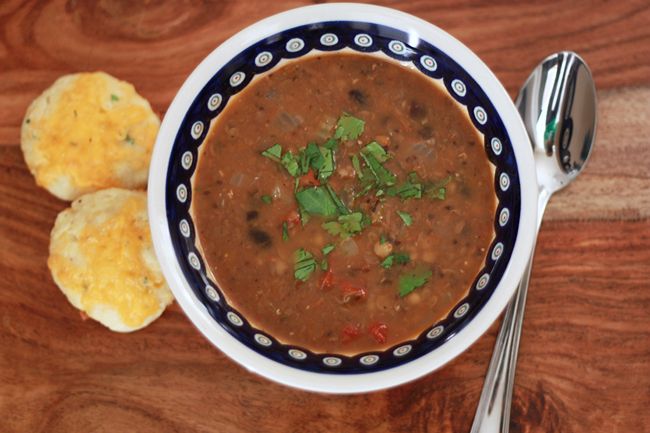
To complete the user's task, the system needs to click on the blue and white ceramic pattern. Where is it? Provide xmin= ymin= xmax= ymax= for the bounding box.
xmin=148 ymin=4 xmax=537 ymax=394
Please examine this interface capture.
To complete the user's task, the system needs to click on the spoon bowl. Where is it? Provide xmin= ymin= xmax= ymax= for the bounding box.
xmin=517 ymin=51 xmax=597 ymax=194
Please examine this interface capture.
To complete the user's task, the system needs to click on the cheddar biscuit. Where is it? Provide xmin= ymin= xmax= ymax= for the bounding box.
xmin=21 ymin=72 xmax=160 ymax=201
xmin=48 ymin=188 xmax=173 ymax=332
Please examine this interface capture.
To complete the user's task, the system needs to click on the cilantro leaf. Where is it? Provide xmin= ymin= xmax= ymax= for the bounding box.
xmin=362 ymin=141 xmax=390 ymax=163
xmin=281 ymin=150 xmax=300 ymax=177
xmin=317 ymin=146 xmax=335 ymax=181
xmin=320 ymin=259 xmax=329 ymax=271
xmin=351 ymin=155 xmax=363 ymax=180
xmin=322 ymin=211 xmax=368 ymax=238
xmin=304 ymin=142 xmax=324 ymax=172
xmin=295 ymin=186 xmax=340 ymax=217
xmin=398 ymin=269 xmax=432 ymax=297
xmin=299 ymin=206 xmax=310 ymax=225
xmin=294 ymin=248 xmax=317 ymax=282
xmin=321 ymin=221 xmax=342 ymax=236
xmin=322 ymin=244 xmax=335 ymax=255
xmin=360 ymin=151 xmax=396 ymax=186
xmin=323 ymin=138 xmax=338 ymax=150
xmin=386 ymin=173 xmax=423 ymax=200
xmin=424 ymin=175 xmax=452 ymax=200
xmin=111 ymin=94 xmax=119 ymax=102
xmin=334 ymin=114 xmax=365 ymax=141
xmin=338 ymin=212 xmax=364 ymax=233
xmin=324 ymin=184 xmax=349 ymax=215
xmin=381 ymin=252 xmax=410 ymax=269
xmin=261 ymin=195 xmax=272 ymax=204
xmin=282 ymin=222 xmax=289 ymax=241
xmin=397 ymin=211 xmax=413 ymax=226
xmin=261 ymin=143 xmax=282 ymax=162
xmin=354 ymin=182 xmax=374 ymax=199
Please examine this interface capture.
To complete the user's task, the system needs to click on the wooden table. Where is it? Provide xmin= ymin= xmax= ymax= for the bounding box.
xmin=1 ymin=1 xmax=649 ymax=432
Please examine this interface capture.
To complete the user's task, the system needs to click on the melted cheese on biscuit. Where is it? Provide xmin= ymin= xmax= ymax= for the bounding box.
xmin=32 ymin=72 xmax=158 ymax=190
xmin=49 ymin=195 xmax=167 ymax=328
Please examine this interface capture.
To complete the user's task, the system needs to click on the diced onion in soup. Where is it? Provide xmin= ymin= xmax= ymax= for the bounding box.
xmin=339 ymin=238 xmax=359 ymax=257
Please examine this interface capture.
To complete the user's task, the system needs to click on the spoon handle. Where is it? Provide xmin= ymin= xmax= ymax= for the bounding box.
xmin=470 ymin=190 xmax=550 ymax=433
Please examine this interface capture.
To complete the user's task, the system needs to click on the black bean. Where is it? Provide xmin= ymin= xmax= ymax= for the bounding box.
xmin=348 ymin=89 xmax=367 ymax=105
xmin=409 ymin=101 xmax=427 ymax=119
xmin=246 ymin=210 xmax=259 ymax=221
xmin=248 ymin=228 xmax=272 ymax=248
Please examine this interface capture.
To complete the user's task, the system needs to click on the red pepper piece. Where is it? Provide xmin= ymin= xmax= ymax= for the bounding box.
xmin=369 ymin=322 xmax=388 ymax=344
xmin=341 ymin=323 xmax=361 ymax=343
xmin=340 ymin=282 xmax=367 ymax=303
xmin=320 ymin=268 xmax=334 ymax=291
xmin=300 ymin=169 xmax=320 ymax=187
xmin=284 ymin=209 xmax=301 ymax=228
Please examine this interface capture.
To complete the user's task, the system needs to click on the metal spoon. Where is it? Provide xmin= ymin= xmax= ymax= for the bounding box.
xmin=470 ymin=52 xmax=597 ymax=433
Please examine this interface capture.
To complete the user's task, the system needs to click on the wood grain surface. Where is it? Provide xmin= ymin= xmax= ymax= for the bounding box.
xmin=1 ymin=1 xmax=649 ymax=432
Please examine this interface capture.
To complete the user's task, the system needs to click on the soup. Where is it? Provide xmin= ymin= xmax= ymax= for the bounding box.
xmin=193 ymin=53 xmax=496 ymax=354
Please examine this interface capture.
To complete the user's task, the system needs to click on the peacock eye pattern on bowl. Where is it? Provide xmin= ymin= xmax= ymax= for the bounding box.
xmin=165 ymin=21 xmax=521 ymax=373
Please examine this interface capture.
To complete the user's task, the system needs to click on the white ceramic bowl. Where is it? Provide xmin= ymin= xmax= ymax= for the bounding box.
xmin=148 ymin=3 xmax=537 ymax=394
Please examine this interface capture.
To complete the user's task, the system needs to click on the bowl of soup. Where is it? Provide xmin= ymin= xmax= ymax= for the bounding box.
xmin=148 ymin=3 xmax=537 ymax=393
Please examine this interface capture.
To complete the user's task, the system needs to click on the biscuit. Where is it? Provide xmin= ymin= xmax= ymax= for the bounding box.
xmin=48 ymin=188 xmax=173 ymax=332
xmin=21 ymin=72 xmax=160 ymax=200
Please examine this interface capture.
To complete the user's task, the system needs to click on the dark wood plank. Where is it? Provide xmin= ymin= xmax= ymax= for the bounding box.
xmin=1 ymin=1 xmax=649 ymax=432
xmin=2 ymin=214 xmax=648 ymax=432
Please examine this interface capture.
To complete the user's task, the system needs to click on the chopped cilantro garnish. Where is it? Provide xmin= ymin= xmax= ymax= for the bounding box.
xmin=381 ymin=252 xmax=410 ymax=269
xmin=295 ymin=186 xmax=340 ymax=217
xmin=281 ymin=150 xmax=301 ymax=177
xmin=362 ymin=141 xmax=390 ymax=163
xmin=303 ymin=142 xmax=324 ymax=173
xmin=322 ymin=244 xmax=335 ymax=255
xmin=261 ymin=143 xmax=282 ymax=162
xmin=282 ymin=222 xmax=289 ymax=241
xmin=261 ymin=195 xmax=272 ymax=204
xmin=351 ymin=155 xmax=363 ymax=180
xmin=322 ymin=211 xmax=368 ymax=238
xmin=323 ymin=138 xmax=338 ymax=150
xmin=354 ymin=182 xmax=374 ymax=198
xmin=324 ymin=184 xmax=349 ymax=215
xmin=397 ymin=210 xmax=413 ymax=226
xmin=334 ymin=114 xmax=365 ymax=141
xmin=299 ymin=206 xmax=310 ymax=225
xmin=424 ymin=175 xmax=452 ymax=200
xmin=376 ymin=189 xmax=385 ymax=197
xmin=379 ymin=234 xmax=388 ymax=244
xmin=317 ymin=146 xmax=335 ymax=181
xmin=430 ymin=187 xmax=446 ymax=200
xmin=111 ymin=94 xmax=119 ymax=102
xmin=398 ymin=268 xmax=432 ymax=297
xmin=360 ymin=151 xmax=396 ymax=186
xmin=294 ymin=248 xmax=317 ymax=282
xmin=386 ymin=173 xmax=422 ymax=199
xmin=320 ymin=259 xmax=329 ymax=271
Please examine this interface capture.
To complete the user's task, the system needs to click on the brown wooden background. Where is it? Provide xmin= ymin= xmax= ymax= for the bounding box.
xmin=1 ymin=1 xmax=649 ymax=432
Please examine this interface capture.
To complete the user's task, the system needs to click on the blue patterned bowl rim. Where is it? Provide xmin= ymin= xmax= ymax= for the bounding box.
xmin=148 ymin=3 xmax=537 ymax=394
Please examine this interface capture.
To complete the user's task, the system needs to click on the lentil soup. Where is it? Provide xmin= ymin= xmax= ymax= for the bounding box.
xmin=193 ymin=53 xmax=496 ymax=354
